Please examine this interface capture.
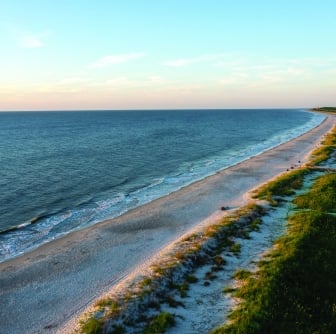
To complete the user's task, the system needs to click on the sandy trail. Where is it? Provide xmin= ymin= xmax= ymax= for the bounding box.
xmin=0 ymin=115 xmax=334 ymax=334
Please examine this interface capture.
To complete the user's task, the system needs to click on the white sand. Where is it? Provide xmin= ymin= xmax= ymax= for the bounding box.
xmin=164 ymin=205 xmax=289 ymax=334
xmin=0 ymin=115 xmax=334 ymax=334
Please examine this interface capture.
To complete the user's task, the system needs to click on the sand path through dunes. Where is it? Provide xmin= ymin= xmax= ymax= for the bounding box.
xmin=0 ymin=115 xmax=334 ymax=334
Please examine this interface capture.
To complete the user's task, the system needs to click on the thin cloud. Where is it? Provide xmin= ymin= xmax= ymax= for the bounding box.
xmin=58 ymin=77 xmax=90 ymax=85
xmin=15 ymin=29 xmax=50 ymax=48
xmin=162 ymin=59 xmax=192 ymax=67
xmin=20 ymin=34 xmax=43 ymax=48
xmin=87 ymin=75 xmax=167 ymax=88
xmin=4 ymin=24 xmax=46 ymax=48
xmin=91 ymin=52 xmax=145 ymax=69
xmin=162 ymin=53 xmax=227 ymax=67
xmin=219 ymin=74 xmax=249 ymax=86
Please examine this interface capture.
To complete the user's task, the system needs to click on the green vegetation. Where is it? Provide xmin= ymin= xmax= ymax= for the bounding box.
xmin=321 ymin=126 xmax=336 ymax=146
xmin=312 ymin=106 xmax=336 ymax=114
xmin=140 ymin=277 xmax=152 ymax=287
xmin=80 ymin=317 xmax=102 ymax=334
xmin=185 ymin=273 xmax=198 ymax=283
xmin=233 ymin=269 xmax=251 ymax=280
xmin=142 ymin=312 xmax=175 ymax=334
xmin=254 ymin=125 xmax=335 ymax=200
xmin=309 ymin=125 xmax=336 ymax=165
xmin=223 ymin=286 xmax=236 ymax=294
xmin=294 ymin=174 xmax=336 ymax=213
xmin=95 ymin=298 xmax=119 ymax=311
xmin=248 ymin=218 xmax=262 ymax=232
xmin=310 ymin=145 xmax=335 ymax=165
xmin=213 ymin=255 xmax=226 ymax=266
xmin=212 ymin=173 xmax=336 ymax=334
xmin=178 ymin=283 xmax=189 ymax=298
xmin=230 ymin=242 xmax=241 ymax=255
xmin=110 ymin=325 xmax=125 ymax=334
xmin=254 ymin=168 xmax=309 ymax=200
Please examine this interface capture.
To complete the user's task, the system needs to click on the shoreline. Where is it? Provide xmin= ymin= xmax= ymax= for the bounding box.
xmin=0 ymin=115 xmax=335 ymax=334
xmin=0 ymin=110 xmax=323 ymax=262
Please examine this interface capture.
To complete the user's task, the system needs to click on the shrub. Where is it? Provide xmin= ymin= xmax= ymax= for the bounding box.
xmin=310 ymin=146 xmax=335 ymax=165
xmin=80 ymin=317 xmax=102 ymax=334
xmin=223 ymin=286 xmax=236 ymax=294
xmin=185 ymin=273 xmax=198 ymax=283
xmin=254 ymin=169 xmax=308 ymax=199
xmin=110 ymin=325 xmax=125 ymax=334
xmin=178 ymin=283 xmax=189 ymax=298
xmin=230 ymin=243 xmax=241 ymax=255
xmin=293 ymin=174 xmax=336 ymax=212
xmin=143 ymin=312 xmax=175 ymax=334
xmin=233 ymin=269 xmax=251 ymax=280
xmin=249 ymin=218 xmax=262 ymax=232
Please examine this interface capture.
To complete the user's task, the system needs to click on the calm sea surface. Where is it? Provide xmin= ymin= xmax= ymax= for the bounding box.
xmin=0 ymin=109 xmax=324 ymax=261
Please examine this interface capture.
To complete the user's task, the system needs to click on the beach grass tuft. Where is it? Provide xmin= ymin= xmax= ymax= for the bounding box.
xmin=254 ymin=168 xmax=309 ymax=200
xmin=309 ymin=125 xmax=336 ymax=165
xmin=233 ymin=269 xmax=251 ymax=280
xmin=142 ymin=312 xmax=175 ymax=334
xmin=223 ymin=286 xmax=236 ymax=294
xmin=80 ymin=317 xmax=102 ymax=334
xmin=310 ymin=145 xmax=336 ymax=165
xmin=185 ymin=273 xmax=198 ymax=283
xmin=230 ymin=242 xmax=241 ymax=255
xmin=293 ymin=173 xmax=336 ymax=213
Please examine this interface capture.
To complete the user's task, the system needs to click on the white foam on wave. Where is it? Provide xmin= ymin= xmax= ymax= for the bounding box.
xmin=0 ymin=111 xmax=325 ymax=263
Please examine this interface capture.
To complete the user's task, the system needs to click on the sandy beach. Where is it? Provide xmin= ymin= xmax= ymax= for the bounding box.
xmin=0 ymin=115 xmax=334 ymax=334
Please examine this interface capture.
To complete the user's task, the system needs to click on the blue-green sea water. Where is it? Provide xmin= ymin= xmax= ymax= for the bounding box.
xmin=0 ymin=109 xmax=324 ymax=261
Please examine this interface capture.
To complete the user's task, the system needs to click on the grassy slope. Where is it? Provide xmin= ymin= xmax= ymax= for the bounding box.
xmin=213 ymin=127 xmax=336 ymax=334
xmin=213 ymin=176 xmax=336 ymax=334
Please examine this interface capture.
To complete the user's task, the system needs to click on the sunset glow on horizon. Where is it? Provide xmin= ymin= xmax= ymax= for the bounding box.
xmin=1 ymin=0 xmax=335 ymax=111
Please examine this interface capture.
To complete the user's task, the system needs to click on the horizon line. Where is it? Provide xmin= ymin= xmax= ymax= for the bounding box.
xmin=0 ymin=107 xmax=312 ymax=113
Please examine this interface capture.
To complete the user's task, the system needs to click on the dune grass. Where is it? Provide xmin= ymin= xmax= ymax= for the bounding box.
xmin=80 ymin=317 xmax=103 ymax=334
xmin=212 ymin=174 xmax=336 ymax=334
xmin=310 ymin=145 xmax=335 ymax=165
xmin=253 ymin=168 xmax=309 ymax=203
xmin=142 ymin=312 xmax=175 ymax=334
xmin=321 ymin=127 xmax=336 ymax=146
xmin=309 ymin=125 xmax=336 ymax=165
xmin=293 ymin=173 xmax=336 ymax=213
xmin=254 ymin=125 xmax=336 ymax=204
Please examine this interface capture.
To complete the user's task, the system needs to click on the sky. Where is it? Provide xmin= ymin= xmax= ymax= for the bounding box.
xmin=0 ymin=0 xmax=335 ymax=111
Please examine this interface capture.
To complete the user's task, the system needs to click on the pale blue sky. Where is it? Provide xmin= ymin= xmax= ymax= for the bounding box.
xmin=1 ymin=0 xmax=335 ymax=110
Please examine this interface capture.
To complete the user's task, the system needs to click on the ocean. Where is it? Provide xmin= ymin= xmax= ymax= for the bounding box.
xmin=0 ymin=109 xmax=324 ymax=262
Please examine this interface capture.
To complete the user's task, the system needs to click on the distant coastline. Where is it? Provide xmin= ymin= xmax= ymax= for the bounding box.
xmin=311 ymin=106 xmax=336 ymax=114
